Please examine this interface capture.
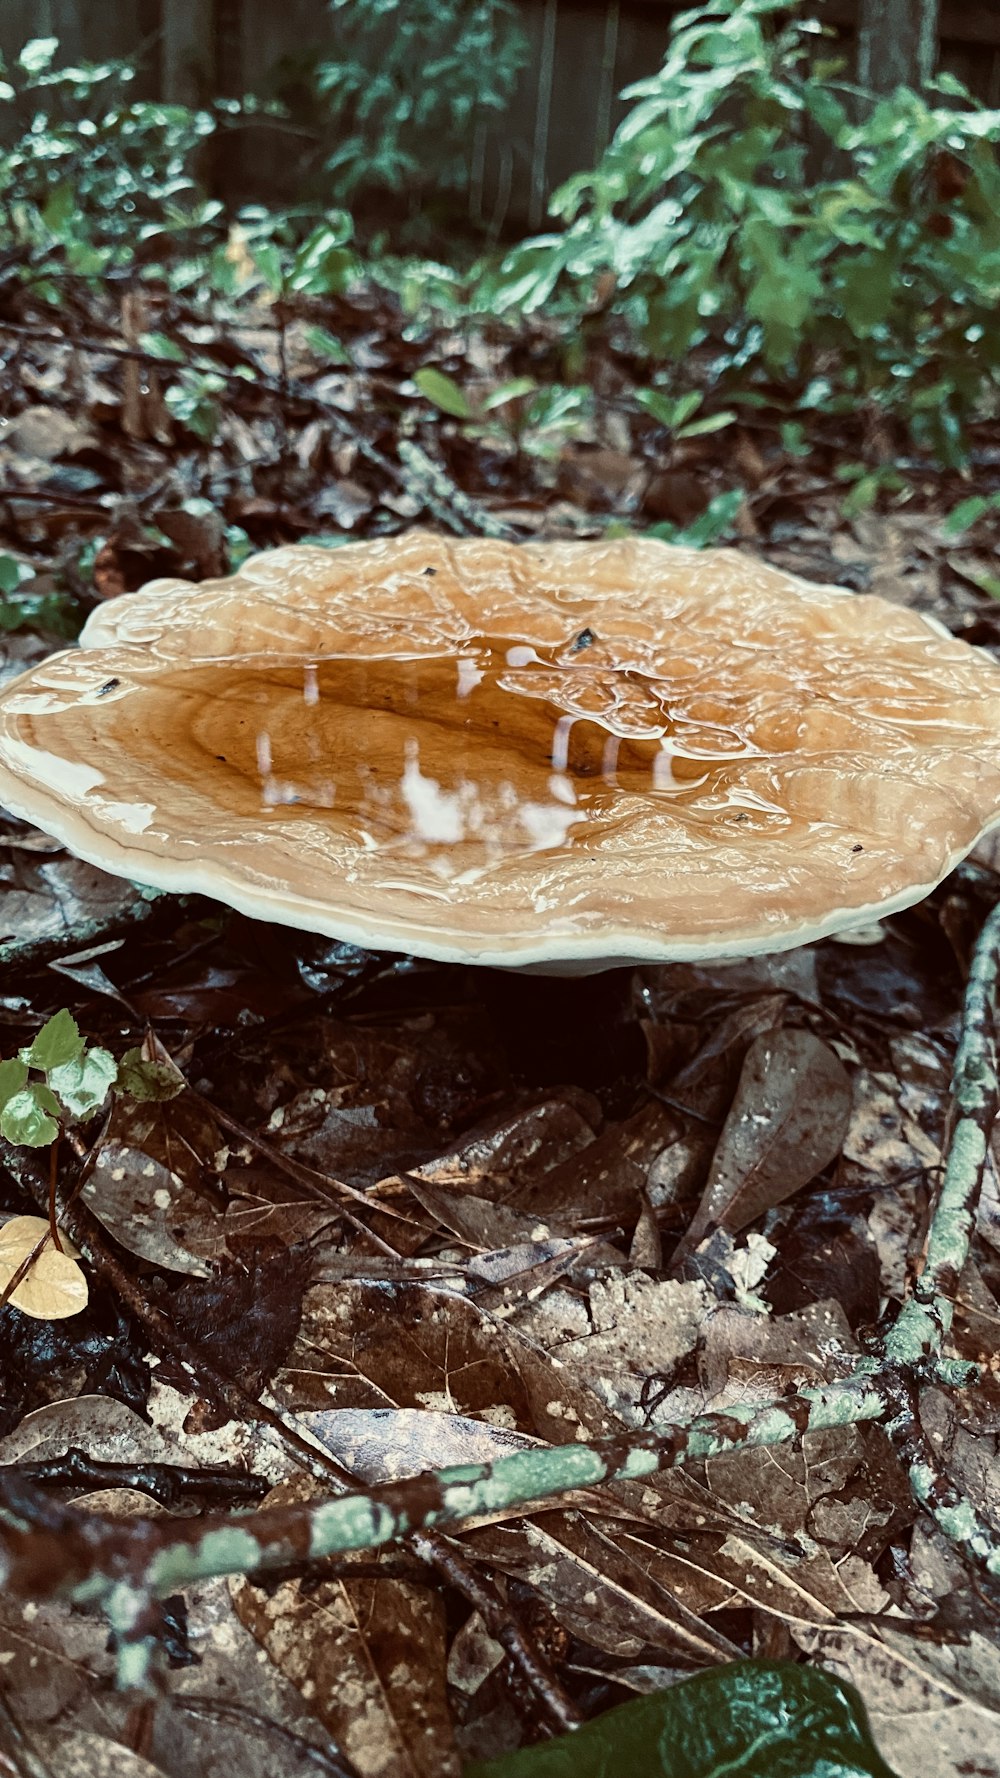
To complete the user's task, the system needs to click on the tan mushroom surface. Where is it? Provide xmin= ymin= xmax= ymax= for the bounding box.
xmin=0 ymin=530 xmax=999 ymax=971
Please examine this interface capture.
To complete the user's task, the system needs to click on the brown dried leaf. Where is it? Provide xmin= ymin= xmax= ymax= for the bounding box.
xmin=83 ymin=1092 xmax=226 ymax=1273
xmin=276 ymin=1281 xmax=533 ymax=1429
xmin=233 ymin=1482 xmax=458 ymax=1778
xmin=302 ymin=1405 xmax=541 ymax=1482
xmin=686 ymin=1030 xmax=852 ymax=1244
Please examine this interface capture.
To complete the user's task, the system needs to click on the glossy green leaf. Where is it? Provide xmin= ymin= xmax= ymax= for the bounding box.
xmin=139 ymin=330 xmax=187 ymax=362
xmin=1 ymin=1084 xmax=61 ymax=1148
xmin=481 ymin=377 xmax=537 ymax=411
xmin=414 ymin=367 xmax=474 ymax=418
xmin=466 ymin=1661 xmax=898 ymax=1778
xmin=48 ymin=1047 xmax=118 ymax=1119
xmin=21 ymin=1010 xmax=84 ymax=1074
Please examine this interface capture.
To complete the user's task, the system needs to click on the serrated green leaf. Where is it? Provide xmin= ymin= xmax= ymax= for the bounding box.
xmin=414 ymin=367 xmax=473 ymax=418
xmin=1 ymin=1085 xmax=60 ymax=1148
xmin=48 ymin=1047 xmax=118 ymax=1119
xmin=117 ymin=1048 xmax=186 ymax=1104
xmin=21 ymin=1010 xmax=83 ymax=1074
xmin=467 ymin=1660 xmax=898 ymax=1778
xmin=0 ymin=1058 xmax=28 ymax=1110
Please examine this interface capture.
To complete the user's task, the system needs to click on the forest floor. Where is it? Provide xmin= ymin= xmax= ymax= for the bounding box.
xmin=2 ymin=284 xmax=1000 ymax=1778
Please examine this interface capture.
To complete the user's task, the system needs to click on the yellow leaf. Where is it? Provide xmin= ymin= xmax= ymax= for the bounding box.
xmin=0 ymin=1214 xmax=87 ymax=1320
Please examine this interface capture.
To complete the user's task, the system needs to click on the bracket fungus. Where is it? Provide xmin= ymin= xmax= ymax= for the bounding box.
xmin=0 ymin=531 xmax=999 ymax=971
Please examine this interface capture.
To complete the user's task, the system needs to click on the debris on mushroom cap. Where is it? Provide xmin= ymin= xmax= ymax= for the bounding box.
xmin=0 ymin=530 xmax=999 ymax=973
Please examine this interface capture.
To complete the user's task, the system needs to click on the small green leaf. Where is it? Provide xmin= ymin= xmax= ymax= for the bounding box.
xmin=1 ymin=1084 xmax=61 ymax=1148
xmin=0 ymin=557 xmax=26 ymax=596
xmin=18 ymin=37 xmax=59 ymax=73
xmin=139 ymin=331 xmax=187 ymax=363
xmin=467 ymin=1660 xmax=898 ymax=1778
xmin=304 ymin=325 xmax=351 ymax=365
xmin=942 ymin=493 xmax=1000 ymax=539
xmin=414 ymin=367 xmax=473 ymax=418
xmin=635 ymin=388 xmax=700 ymax=430
xmin=40 ymin=181 xmax=75 ymax=238
xmin=676 ymin=409 xmax=737 ymax=439
xmin=21 ymin=1010 xmax=83 ymax=1074
xmin=481 ymin=377 xmax=538 ymax=411
xmin=48 ymin=1047 xmax=118 ymax=1119
xmin=951 ymin=561 xmax=1000 ymax=600
xmin=0 ymin=1058 xmax=29 ymax=1110
xmin=117 ymin=1048 xmax=186 ymax=1103
xmin=650 ymin=488 xmax=744 ymax=550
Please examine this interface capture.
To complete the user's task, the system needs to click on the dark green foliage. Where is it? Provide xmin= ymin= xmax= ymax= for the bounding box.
xmin=0 ymin=37 xmax=237 ymax=296
xmin=466 ymin=1660 xmax=898 ymax=1778
xmin=0 ymin=1012 xmax=183 ymax=1148
xmin=314 ymin=0 xmax=526 ymax=201
xmin=489 ymin=0 xmax=1000 ymax=464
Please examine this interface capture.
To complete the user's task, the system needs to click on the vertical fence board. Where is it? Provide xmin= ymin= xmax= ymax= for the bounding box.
xmin=0 ymin=0 xmax=154 ymax=65
xmin=162 ymin=0 xmax=215 ymax=103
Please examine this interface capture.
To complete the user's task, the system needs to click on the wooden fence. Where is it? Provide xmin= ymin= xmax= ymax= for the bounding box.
xmin=3 ymin=1 xmax=1000 ymax=230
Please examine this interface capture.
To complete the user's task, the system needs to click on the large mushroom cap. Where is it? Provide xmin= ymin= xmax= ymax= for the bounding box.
xmin=0 ymin=531 xmax=999 ymax=972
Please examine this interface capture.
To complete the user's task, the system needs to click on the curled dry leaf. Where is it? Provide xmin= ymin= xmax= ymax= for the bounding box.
xmin=0 ymin=1214 xmax=87 ymax=1320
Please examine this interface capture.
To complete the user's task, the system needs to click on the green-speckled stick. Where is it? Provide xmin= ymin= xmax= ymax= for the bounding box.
xmin=884 ymin=897 xmax=1000 ymax=1365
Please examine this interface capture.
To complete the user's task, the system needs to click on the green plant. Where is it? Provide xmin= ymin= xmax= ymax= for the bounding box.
xmin=0 ymin=37 xmax=281 ymax=298
xmin=313 ymin=0 xmax=526 ymax=203
xmin=942 ymin=489 xmax=1000 ymax=538
xmin=0 ymin=1011 xmax=182 ymax=1150
xmin=0 ymin=557 xmax=77 ymax=638
xmin=647 ymin=486 xmax=745 ymax=547
xmin=487 ymin=0 xmax=1000 ymax=466
xmin=414 ymin=367 xmax=592 ymax=460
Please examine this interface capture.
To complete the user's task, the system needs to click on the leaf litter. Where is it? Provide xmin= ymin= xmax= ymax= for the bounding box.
xmin=4 ymin=284 xmax=1000 ymax=1776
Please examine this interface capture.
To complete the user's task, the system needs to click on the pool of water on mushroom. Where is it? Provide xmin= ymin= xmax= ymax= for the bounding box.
xmin=111 ymin=626 xmax=951 ymax=875
xmin=171 ymin=639 xmax=777 ymax=862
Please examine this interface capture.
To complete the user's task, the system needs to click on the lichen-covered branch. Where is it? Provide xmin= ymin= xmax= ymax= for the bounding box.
xmin=884 ymin=897 xmax=1000 ymax=1364
xmin=0 ymin=1375 xmax=888 ymax=1625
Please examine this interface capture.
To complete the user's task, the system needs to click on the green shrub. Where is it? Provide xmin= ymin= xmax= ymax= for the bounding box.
xmin=314 ymin=0 xmax=526 ymax=202
xmin=488 ymin=0 xmax=1000 ymax=464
